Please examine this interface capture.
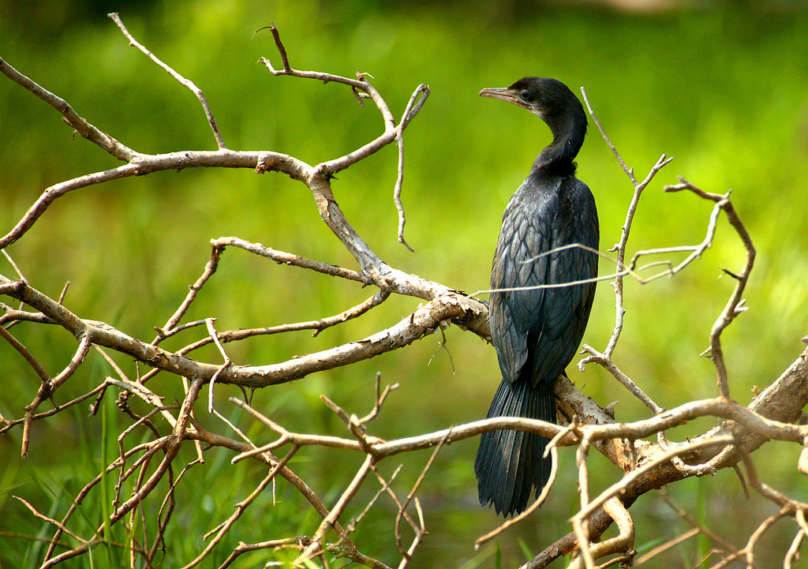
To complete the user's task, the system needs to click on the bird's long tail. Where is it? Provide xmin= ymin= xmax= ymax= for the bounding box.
xmin=474 ymin=378 xmax=556 ymax=517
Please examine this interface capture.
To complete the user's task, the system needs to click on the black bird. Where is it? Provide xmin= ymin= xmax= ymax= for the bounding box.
xmin=475 ymin=77 xmax=599 ymax=517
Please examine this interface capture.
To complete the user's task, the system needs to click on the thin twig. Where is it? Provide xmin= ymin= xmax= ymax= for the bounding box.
xmin=784 ymin=528 xmax=805 ymax=569
xmin=212 ymin=237 xmax=371 ymax=283
xmin=475 ymin=446 xmax=559 ymax=548
xmin=395 ymin=429 xmax=449 ymax=558
xmin=205 ymin=318 xmax=233 ymax=414
xmin=659 ymin=490 xmax=743 ymax=561
xmin=299 ymin=455 xmax=374 ymax=561
xmin=0 ymin=323 xmax=50 ymax=383
xmin=745 ymin=506 xmax=789 ymax=569
xmin=392 ymin=84 xmax=429 ymax=252
xmin=155 ymin=245 xmax=222 ymax=343
xmin=114 ymin=406 xmax=168 ymax=509
xmin=108 ymin=13 xmax=226 ymax=149
xmin=176 ymin=291 xmax=390 ymax=355
xmin=358 ymin=372 xmax=399 ymax=424
xmin=665 ymin=178 xmax=756 ymax=400
xmin=394 ymin=132 xmax=414 ymax=252
xmin=21 ymin=334 xmax=92 ymax=457
xmin=348 ymin=464 xmax=404 ymax=533
xmin=634 ymin=527 xmax=699 ymax=565
xmin=179 ymin=447 xmax=299 ymax=569
xmin=0 ymin=382 xmax=108 ymax=436
xmin=0 ymin=57 xmax=137 ymax=163
xmin=575 ymin=434 xmax=595 ymax=568
xmin=14 ymin=496 xmax=88 ymax=543
xmin=568 ymin=497 xmax=635 ymax=569
xmin=581 ymin=86 xmax=673 ymax=359
xmin=578 ymin=344 xmax=663 ymax=414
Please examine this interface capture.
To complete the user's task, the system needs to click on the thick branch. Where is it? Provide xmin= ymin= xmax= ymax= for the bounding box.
xmin=530 ymin=344 xmax=808 ymax=567
xmin=0 ymin=276 xmax=487 ymax=389
xmin=0 ymin=150 xmax=308 ymax=249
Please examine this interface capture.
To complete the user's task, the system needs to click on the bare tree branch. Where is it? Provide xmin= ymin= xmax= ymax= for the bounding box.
xmin=0 ymin=57 xmax=138 ymax=162
xmin=108 ymin=13 xmax=226 ymax=150
xmin=3 ymin=16 xmax=806 ymax=569
xmin=665 ymin=179 xmax=756 ymax=399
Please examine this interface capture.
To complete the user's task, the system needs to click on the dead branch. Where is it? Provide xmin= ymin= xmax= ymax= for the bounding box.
xmin=658 ymin=491 xmax=746 ymax=565
xmin=580 ymin=87 xmax=673 ymax=361
xmin=568 ymin=497 xmax=635 ymax=569
xmin=180 ymin=447 xmax=298 ymax=569
xmin=108 ymin=13 xmax=226 ymax=150
xmin=3 ymin=14 xmax=807 ymax=569
xmin=665 ymin=179 xmax=756 ymax=400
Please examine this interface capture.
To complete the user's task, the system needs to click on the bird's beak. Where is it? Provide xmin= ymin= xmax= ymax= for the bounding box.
xmin=479 ymin=87 xmax=530 ymax=110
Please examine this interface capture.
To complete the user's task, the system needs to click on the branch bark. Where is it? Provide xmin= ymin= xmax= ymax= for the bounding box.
xmin=3 ymin=17 xmax=807 ymax=569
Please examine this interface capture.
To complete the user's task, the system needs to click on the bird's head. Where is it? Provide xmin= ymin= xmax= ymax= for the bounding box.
xmin=480 ymin=77 xmax=587 ymax=162
xmin=479 ymin=77 xmax=579 ymax=120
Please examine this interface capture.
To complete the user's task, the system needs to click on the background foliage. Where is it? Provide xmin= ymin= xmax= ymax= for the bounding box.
xmin=1 ymin=1 xmax=807 ymax=567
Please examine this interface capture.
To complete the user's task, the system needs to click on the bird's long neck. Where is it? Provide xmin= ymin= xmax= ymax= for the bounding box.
xmin=532 ymin=107 xmax=587 ymax=174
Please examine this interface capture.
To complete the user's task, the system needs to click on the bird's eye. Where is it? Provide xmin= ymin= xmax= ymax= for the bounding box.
xmin=520 ymin=90 xmax=531 ymax=100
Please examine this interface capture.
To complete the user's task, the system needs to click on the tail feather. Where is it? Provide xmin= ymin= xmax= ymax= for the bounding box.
xmin=474 ymin=378 xmax=556 ymax=517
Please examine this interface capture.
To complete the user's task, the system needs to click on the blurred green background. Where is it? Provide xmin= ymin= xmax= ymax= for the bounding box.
xmin=1 ymin=0 xmax=807 ymax=567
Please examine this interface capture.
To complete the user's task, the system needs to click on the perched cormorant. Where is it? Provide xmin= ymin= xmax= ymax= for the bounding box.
xmin=474 ymin=77 xmax=599 ymax=517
